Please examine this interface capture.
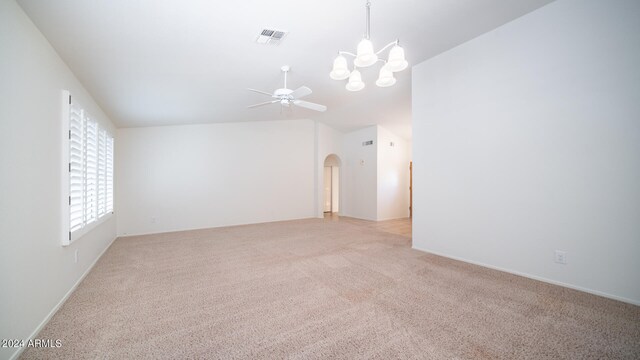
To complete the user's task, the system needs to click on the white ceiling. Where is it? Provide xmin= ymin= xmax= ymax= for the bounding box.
xmin=17 ymin=0 xmax=553 ymax=140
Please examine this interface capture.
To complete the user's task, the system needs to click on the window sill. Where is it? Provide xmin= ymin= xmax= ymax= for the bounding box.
xmin=64 ymin=212 xmax=114 ymax=246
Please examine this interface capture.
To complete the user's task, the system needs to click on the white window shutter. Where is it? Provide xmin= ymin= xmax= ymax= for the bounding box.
xmin=69 ymin=103 xmax=85 ymax=233
xmin=97 ymin=129 xmax=106 ymax=217
xmin=85 ymin=118 xmax=98 ymax=225
xmin=106 ymin=137 xmax=114 ymax=213
xmin=64 ymin=91 xmax=114 ymax=245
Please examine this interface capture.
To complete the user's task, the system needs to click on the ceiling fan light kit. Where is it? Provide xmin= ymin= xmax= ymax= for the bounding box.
xmin=330 ymin=0 xmax=408 ymax=91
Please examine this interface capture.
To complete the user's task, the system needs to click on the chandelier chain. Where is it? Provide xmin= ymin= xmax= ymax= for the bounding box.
xmin=365 ymin=1 xmax=371 ymax=40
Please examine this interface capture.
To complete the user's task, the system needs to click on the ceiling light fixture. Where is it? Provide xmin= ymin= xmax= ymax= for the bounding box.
xmin=330 ymin=0 xmax=408 ymax=91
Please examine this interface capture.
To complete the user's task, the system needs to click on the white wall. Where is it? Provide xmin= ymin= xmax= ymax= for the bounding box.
xmin=339 ymin=125 xmax=411 ymax=221
xmin=116 ymin=120 xmax=315 ymax=236
xmin=341 ymin=126 xmax=378 ymax=220
xmin=413 ymin=0 xmax=640 ymax=304
xmin=377 ymin=126 xmax=411 ymax=220
xmin=315 ymin=122 xmax=344 ymax=217
xmin=0 ymin=1 xmax=118 ymax=359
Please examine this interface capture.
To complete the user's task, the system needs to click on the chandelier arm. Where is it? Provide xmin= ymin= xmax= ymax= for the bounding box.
xmin=375 ymin=40 xmax=399 ymax=55
xmin=338 ymin=51 xmax=357 ymax=57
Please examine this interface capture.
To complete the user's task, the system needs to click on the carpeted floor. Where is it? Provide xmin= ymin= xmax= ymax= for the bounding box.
xmin=22 ymin=218 xmax=640 ymax=359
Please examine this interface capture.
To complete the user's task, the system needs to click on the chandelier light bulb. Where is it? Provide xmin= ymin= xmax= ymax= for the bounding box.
xmin=354 ymin=39 xmax=378 ymax=67
xmin=375 ymin=67 xmax=396 ymax=87
xmin=330 ymin=55 xmax=351 ymax=80
xmin=385 ymin=45 xmax=408 ymax=72
xmin=345 ymin=69 xmax=365 ymax=92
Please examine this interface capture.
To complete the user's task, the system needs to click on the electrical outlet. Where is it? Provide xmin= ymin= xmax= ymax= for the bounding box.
xmin=554 ymin=250 xmax=567 ymax=265
xmin=74 ymin=249 xmax=79 ymax=264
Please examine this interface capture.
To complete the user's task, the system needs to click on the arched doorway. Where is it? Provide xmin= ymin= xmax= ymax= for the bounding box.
xmin=323 ymin=154 xmax=341 ymax=215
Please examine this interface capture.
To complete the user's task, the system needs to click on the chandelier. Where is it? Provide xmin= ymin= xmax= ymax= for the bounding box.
xmin=330 ymin=0 xmax=408 ymax=91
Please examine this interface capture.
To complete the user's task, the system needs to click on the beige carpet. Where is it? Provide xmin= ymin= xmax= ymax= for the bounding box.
xmin=23 ymin=218 xmax=640 ymax=359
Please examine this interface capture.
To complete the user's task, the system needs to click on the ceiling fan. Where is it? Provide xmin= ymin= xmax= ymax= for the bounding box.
xmin=247 ymin=66 xmax=327 ymax=112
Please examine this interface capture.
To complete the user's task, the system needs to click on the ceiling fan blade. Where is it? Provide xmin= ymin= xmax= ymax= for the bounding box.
xmin=293 ymin=100 xmax=327 ymax=112
xmin=289 ymin=86 xmax=312 ymax=99
xmin=247 ymin=88 xmax=273 ymax=97
xmin=247 ymin=100 xmax=279 ymax=109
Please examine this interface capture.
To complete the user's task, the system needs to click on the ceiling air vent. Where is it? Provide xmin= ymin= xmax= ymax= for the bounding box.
xmin=255 ymin=29 xmax=288 ymax=45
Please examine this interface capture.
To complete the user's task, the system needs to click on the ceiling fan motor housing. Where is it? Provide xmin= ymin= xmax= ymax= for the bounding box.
xmin=274 ymin=88 xmax=293 ymax=97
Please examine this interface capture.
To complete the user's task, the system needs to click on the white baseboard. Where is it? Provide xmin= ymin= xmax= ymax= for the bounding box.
xmin=9 ymin=236 xmax=118 ymax=360
xmin=117 ymin=215 xmax=318 ymax=238
xmin=412 ymin=245 xmax=640 ymax=307
xmin=337 ymin=213 xmax=377 ymax=221
xmin=376 ymin=215 xmax=411 ymax=221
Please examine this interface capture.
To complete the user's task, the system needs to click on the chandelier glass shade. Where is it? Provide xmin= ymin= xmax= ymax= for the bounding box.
xmin=330 ymin=1 xmax=408 ymax=91
xmin=354 ymin=39 xmax=378 ymax=67
xmin=346 ymin=69 xmax=365 ymax=92
xmin=386 ymin=45 xmax=408 ymax=72
xmin=375 ymin=67 xmax=396 ymax=87
xmin=329 ymin=55 xmax=350 ymax=80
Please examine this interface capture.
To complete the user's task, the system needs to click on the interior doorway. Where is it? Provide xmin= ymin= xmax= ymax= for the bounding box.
xmin=410 ymin=161 xmax=413 ymax=218
xmin=323 ymin=154 xmax=341 ymax=214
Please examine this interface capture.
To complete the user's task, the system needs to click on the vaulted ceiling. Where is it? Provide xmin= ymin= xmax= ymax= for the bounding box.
xmin=17 ymin=0 xmax=553 ymax=139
